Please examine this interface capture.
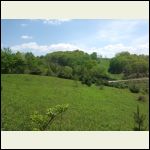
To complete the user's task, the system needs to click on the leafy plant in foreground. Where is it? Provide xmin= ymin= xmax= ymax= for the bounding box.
xmin=133 ymin=105 xmax=146 ymax=131
xmin=30 ymin=104 xmax=69 ymax=131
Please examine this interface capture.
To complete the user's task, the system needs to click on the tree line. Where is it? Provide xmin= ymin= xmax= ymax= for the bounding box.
xmin=108 ymin=51 xmax=149 ymax=79
xmin=1 ymin=48 xmax=149 ymax=86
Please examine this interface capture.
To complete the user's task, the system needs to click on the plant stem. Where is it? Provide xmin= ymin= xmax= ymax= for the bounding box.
xmin=42 ymin=116 xmax=55 ymax=130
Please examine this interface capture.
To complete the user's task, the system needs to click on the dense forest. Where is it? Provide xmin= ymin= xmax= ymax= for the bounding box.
xmin=1 ymin=48 xmax=149 ymax=86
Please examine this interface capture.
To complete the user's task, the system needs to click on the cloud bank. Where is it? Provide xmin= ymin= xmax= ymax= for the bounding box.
xmin=11 ymin=42 xmax=149 ymax=58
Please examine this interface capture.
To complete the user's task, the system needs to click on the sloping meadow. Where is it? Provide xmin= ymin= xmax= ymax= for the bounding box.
xmin=1 ymin=74 xmax=149 ymax=131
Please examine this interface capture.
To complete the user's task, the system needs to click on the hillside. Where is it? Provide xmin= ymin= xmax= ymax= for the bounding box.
xmin=1 ymin=74 xmax=149 ymax=131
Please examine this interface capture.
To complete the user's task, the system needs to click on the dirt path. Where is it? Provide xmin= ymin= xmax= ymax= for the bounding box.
xmin=108 ymin=77 xmax=149 ymax=83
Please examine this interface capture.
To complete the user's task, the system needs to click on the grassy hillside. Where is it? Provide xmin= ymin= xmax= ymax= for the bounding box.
xmin=1 ymin=74 xmax=149 ymax=131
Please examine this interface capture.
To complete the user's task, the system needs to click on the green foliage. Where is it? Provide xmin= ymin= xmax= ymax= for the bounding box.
xmin=72 ymin=75 xmax=79 ymax=87
xmin=1 ymin=48 xmax=149 ymax=83
xmin=133 ymin=105 xmax=146 ymax=131
xmin=90 ymin=52 xmax=97 ymax=60
xmin=99 ymin=85 xmax=104 ymax=90
xmin=95 ymin=79 xmax=105 ymax=90
xmin=1 ymin=48 xmax=109 ymax=85
xmin=30 ymin=111 xmax=45 ymax=131
xmin=129 ymin=84 xmax=140 ymax=93
xmin=30 ymin=104 xmax=69 ymax=131
xmin=1 ymin=49 xmax=25 ymax=74
xmin=81 ymin=73 xmax=92 ymax=87
xmin=58 ymin=66 xmax=73 ymax=79
xmin=108 ymin=51 xmax=149 ymax=79
xmin=90 ymin=65 xmax=108 ymax=80
xmin=107 ymin=82 xmax=128 ymax=89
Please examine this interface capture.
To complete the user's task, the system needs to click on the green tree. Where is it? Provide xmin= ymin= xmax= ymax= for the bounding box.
xmin=1 ymin=48 xmax=14 ymax=73
xmin=58 ymin=66 xmax=73 ymax=79
xmin=90 ymin=52 xmax=97 ymax=60
xmin=13 ymin=52 xmax=26 ymax=73
xmin=108 ymin=51 xmax=149 ymax=78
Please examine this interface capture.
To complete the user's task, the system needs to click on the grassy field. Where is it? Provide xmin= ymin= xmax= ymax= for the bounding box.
xmin=1 ymin=74 xmax=149 ymax=131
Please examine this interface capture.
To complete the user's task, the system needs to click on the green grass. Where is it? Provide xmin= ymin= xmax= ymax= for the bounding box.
xmin=1 ymin=74 xmax=149 ymax=131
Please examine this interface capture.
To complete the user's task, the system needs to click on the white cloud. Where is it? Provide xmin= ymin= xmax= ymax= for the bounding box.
xmin=97 ymin=20 xmax=143 ymax=43
xmin=10 ymin=41 xmax=149 ymax=58
xmin=21 ymin=35 xmax=33 ymax=39
xmin=49 ymin=43 xmax=79 ymax=51
xmin=43 ymin=19 xmax=71 ymax=25
xmin=11 ymin=42 xmax=80 ymax=56
xmin=88 ymin=43 xmax=149 ymax=58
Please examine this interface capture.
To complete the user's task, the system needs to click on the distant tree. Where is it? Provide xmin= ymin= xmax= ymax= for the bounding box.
xmin=13 ymin=51 xmax=26 ymax=73
xmin=58 ymin=66 xmax=73 ymax=79
xmin=1 ymin=48 xmax=14 ymax=73
xmin=90 ymin=52 xmax=97 ymax=60
xmin=24 ymin=52 xmax=42 ymax=75
xmin=1 ymin=47 xmax=149 ymax=83
xmin=81 ymin=69 xmax=92 ymax=87
xmin=90 ymin=65 xmax=107 ymax=80
xmin=108 ymin=51 xmax=149 ymax=78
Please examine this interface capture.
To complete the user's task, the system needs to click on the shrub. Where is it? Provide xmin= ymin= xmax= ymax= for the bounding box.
xmin=95 ymin=79 xmax=105 ymax=89
xmin=86 ymin=80 xmax=92 ymax=87
xmin=30 ymin=67 xmax=42 ymax=75
xmin=143 ymin=87 xmax=149 ymax=94
xmin=106 ymin=82 xmax=128 ymax=89
xmin=133 ymin=105 xmax=146 ymax=131
xmin=81 ymin=77 xmax=92 ymax=87
xmin=99 ymin=85 xmax=104 ymax=90
xmin=129 ymin=84 xmax=140 ymax=93
xmin=102 ymin=80 xmax=109 ymax=86
xmin=137 ymin=95 xmax=146 ymax=102
xmin=30 ymin=104 xmax=69 ymax=131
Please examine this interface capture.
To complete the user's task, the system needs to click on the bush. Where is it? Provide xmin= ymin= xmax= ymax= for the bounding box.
xmin=30 ymin=104 xmax=69 ymax=131
xmin=102 ymin=80 xmax=109 ymax=86
xmin=133 ymin=105 xmax=146 ymax=131
xmin=81 ymin=76 xmax=92 ymax=87
xmin=99 ymin=85 xmax=104 ymax=90
xmin=95 ymin=79 xmax=104 ymax=90
xmin=143 ymin=87 xmax=149 ymax=94
xmin=85 ymin=80 xmax=92 ymax=87
xmin=129 ymin=84 xmax=140 ymax=93
xmin=106 ymin=81 xmax=128 ymax=89
xmin=137 ymin=95 xmax=146 ymax=102
xmin=30 ymin=68 xmax=42 ymax=75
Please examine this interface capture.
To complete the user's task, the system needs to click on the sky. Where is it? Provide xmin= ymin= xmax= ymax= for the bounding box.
xmin=1 ymin=19 xmax=149 ymax=58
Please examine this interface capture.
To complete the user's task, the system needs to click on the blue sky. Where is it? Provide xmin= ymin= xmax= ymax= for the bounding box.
xmin=1 ymin=19 xmax=149 ymax=58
